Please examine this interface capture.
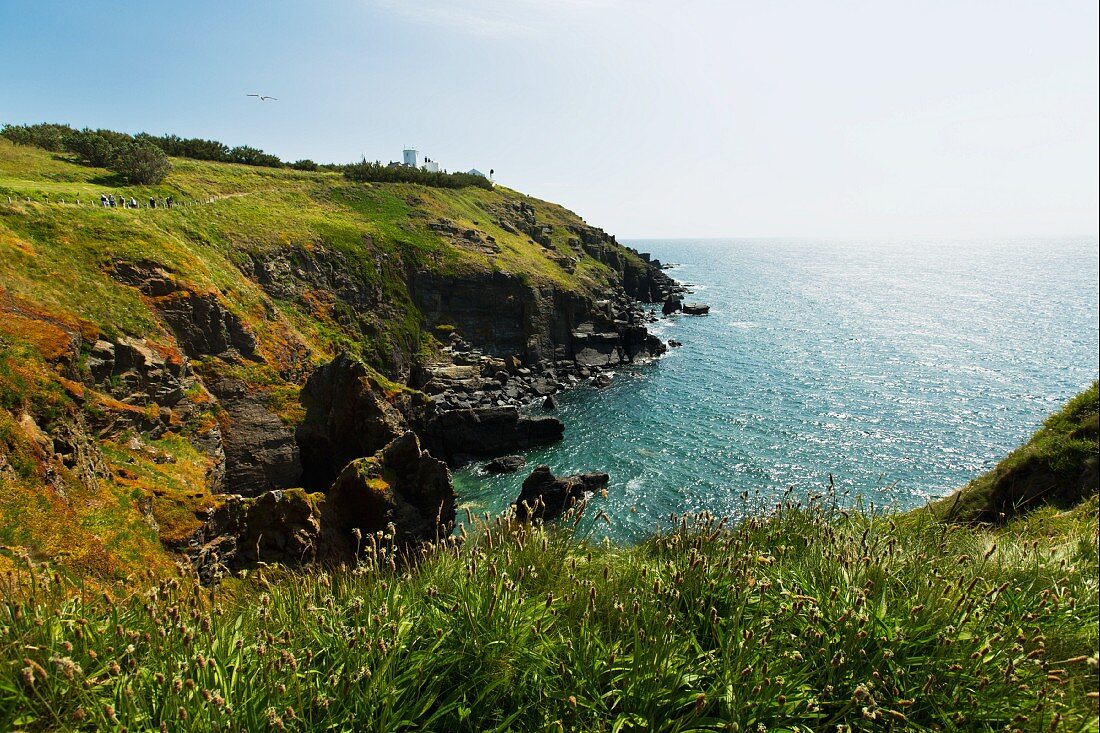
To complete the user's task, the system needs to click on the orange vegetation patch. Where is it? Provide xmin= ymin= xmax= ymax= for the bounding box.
xmin=146 ymin=339 xmax=185 ymax=369
xmin=0 ymin=231 xmax=35 ymax=257
xmin=0 ymin=308 xmax=77 ymax=363
xmin=88 ymin=390 xmax=147 ymax=416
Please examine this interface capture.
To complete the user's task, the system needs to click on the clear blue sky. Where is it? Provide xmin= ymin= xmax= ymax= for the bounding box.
xmin=2 ymin=0 xmax=1097 ymax=239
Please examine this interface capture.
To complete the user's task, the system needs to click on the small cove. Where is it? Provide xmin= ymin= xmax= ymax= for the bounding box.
xmin=454 ymin=237 xmax=1099 ymax=541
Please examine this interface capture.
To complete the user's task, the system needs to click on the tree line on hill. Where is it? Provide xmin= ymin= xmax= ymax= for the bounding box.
xmin=0 ymin=122 xmax=492 ymax=189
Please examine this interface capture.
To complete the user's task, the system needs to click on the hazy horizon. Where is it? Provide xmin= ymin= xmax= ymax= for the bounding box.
xmin=2 ymin=1 xmax=1097 ymax=240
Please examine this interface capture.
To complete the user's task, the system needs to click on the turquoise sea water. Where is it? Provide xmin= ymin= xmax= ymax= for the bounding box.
xmin=453 ymin=238 xmax=1099 ymax=540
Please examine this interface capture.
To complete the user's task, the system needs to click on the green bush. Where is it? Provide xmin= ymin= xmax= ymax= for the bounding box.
xmin=228 ymin=145 xmax=284 ymax=167
xmin=107 ymin=141 xmax=171 ymax=184
xmin=0 ymin=122 xmax=74 ymax=151
xmin=342 ymin=160 xmax=492 ymax=189
xmin=290 ymin=159 xmax=318 ymax=171
xmin=66 ymin=130 xmax=116 ymax=167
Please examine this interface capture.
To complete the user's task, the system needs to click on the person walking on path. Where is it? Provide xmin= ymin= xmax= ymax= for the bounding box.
xmin=149 ymin=196 xmax=156 ymax=209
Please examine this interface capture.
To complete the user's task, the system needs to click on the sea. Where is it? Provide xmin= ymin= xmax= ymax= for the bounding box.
xmin=452 ymin=238 xmax=1099 ymax=541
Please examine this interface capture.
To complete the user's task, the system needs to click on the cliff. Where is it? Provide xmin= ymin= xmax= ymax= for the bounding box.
xmin=0 ymin=138 xmax=677 ymax=580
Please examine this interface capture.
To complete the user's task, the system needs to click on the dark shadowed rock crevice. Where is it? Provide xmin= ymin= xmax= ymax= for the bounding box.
xmin=206 ymin=377 xmax=302 ymax=495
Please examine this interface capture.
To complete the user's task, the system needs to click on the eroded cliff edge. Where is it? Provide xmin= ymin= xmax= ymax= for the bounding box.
xmin=0 ymin=140 xmax=679 ymax=578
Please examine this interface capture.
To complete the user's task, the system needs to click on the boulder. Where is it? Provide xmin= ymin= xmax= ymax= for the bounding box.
xmin=542 ymin=394 xmax=559 ymax=411
xmin=484 ymin=455 xmax=526 ymax=474
xmin=662 ymin=295 xmax=683 ymax=315
xmin=682 ymin=303 xmax=710 ymax=315
xmin=513 ymin=465 xmax=610 ymax=521
xmin=190 ymin=432 xmax=454 ymax=575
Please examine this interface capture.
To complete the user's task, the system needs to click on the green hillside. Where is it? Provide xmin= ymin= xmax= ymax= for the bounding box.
xmin=0 ymin=137 xmax=648 ymax=581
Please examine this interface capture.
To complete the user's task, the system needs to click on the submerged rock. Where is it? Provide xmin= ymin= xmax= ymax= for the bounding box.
xmin=513 ymin=465 xmax=609 ymax=521
xmin=484 ymin=454 xmax=527 ymax=474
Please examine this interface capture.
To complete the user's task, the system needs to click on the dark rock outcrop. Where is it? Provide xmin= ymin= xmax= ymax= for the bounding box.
xmin=682 ymin=303 xmax=710 ymax=315
xmin=191 ymin=490 xmax=322 ymax=575
xmin=189 ymin=432 xmax=454 ymax=575
xmin=110 ymin=260 xmax=258 ymax=359
xmin=296 ymin=354 xmax=407 ymax=489
xmin=325 ymin=431 xmax=454 ymax=549
xmin=418 ymin=406 xmax=563 ymax=462
xmin=207 ymin=377 xmax=301 ymax=495
xmin=484 ymin=455 xmax=526 ymax=474
xmin=513 ymin=465 xmax=610 ymax=521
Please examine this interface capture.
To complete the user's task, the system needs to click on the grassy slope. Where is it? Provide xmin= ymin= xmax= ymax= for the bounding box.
xmin=932 ymin=382 xmax=1099 ymax=523
xmin=1 ymin=493 xmax=1096 ymax=731
xmin=0 ymin=140 xmax=639 ymax=583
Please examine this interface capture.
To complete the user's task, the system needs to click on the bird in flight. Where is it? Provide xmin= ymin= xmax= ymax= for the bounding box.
xmin=247 ymin=94 xmax=278 ymax=101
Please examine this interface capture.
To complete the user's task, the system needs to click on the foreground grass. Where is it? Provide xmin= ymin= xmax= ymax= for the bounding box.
xmin=2 ymin=494 xmax=1097 ymax=732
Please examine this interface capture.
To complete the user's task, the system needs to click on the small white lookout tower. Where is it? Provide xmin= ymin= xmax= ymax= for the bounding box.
xmin=402 ymin=148 xmax=418 ymax=167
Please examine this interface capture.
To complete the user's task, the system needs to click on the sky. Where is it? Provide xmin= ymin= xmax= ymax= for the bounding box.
xmin=1 ymin=0 xmax=1097 ymax=239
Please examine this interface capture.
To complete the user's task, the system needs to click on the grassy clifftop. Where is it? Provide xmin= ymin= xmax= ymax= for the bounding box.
xmin=0 ymin=138 xmax=649 ymax=582
xmin=933 ymin=382 xmax=1098 ymax=524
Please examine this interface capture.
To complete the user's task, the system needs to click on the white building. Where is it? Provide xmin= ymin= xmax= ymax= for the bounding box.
xmin=402 ymin=147 xmax=441 ymax=173
xmin=467 ymin=168 xmax=487 ymax=178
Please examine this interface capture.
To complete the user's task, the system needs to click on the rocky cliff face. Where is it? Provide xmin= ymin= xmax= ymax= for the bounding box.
xmin=0 ymin=145 xmax=681 ymax=579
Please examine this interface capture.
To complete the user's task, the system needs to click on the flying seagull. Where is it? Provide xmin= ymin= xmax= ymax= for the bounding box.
xmin=247 ymin=94 xmax=278 ymax=101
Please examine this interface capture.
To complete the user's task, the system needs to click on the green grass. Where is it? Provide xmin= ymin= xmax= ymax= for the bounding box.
xmin=933 ymin=382 xmax=1099 ymax=523
xmin=0 ymin=136 xmax=647 ymax=583
xmin=1 ymin=494 xmax=1097 ymax=731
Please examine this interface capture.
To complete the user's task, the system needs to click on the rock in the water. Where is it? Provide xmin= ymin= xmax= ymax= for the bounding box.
xmin=542 ymin=394 xmax=559 ymax=411
xmin=591 ymin=373 xmax=614 ymax=389
xmin=418 ymin=406 xmax=563 ymax=462
xmin=668 ymin=339 xmax=682 ymax=348
xmin=682 ymin=303 xmax=710 ymax=315
xmin=513 ymin=465 xmax=609 ymax=521
xmin=484 ymin=455 xmax=526 ymax=474
xmin=662 ymin=295 xmax=683 ymax=315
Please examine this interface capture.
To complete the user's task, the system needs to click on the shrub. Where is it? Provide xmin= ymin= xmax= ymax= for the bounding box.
xmin=66 ymin=129 xmax=116 ymax=167
xmin=342 ymin=160 xmax=493 ymax=190
xmin=107 ymin=141 xmax=171 ymax=184
xmin=290 ymin=158 xmax=318 ymax=171
xmin=228 ymin=145 xmax=284 ymax=167
xmin=0 ymin=122 xmax=75 ymax=151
